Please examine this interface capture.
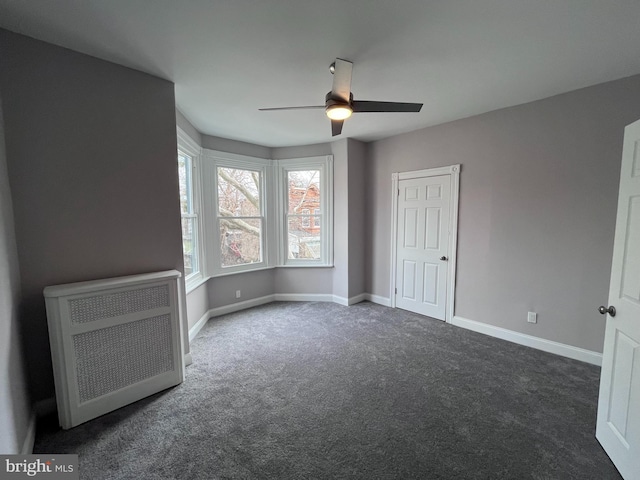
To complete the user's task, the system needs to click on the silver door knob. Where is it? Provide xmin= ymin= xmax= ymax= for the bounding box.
xmin=440 ymin=256 xmax=448 ymax=261
xmin=598 ymin=305 xmax=616 ymax=317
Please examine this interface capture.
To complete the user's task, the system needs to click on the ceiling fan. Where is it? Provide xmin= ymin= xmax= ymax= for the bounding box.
xmin=259 ymin=58 xmax=423 ymax=136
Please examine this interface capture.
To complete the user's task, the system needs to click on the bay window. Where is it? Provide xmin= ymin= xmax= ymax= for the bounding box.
xmin=196 ymin=150 xmax=332 ymax=276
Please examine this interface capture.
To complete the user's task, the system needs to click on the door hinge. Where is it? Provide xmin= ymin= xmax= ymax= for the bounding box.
xmin=395 ymin=288 xmax=397 ymax=294
xmin=397 ymin=188 xmax=400 ymax=196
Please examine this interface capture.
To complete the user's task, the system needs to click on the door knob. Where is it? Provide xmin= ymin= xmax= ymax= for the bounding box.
xmin=440 ymin=256 xmax=448 ymax=261
xmin=598 ymin=305 xmax=616 ymax=317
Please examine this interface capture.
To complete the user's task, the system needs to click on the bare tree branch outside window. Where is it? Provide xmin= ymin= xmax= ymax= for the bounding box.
xmin=216 ymin=167 xmax=323 ymax=266
xmin=217 ymin=167 xmax=262 ymax=267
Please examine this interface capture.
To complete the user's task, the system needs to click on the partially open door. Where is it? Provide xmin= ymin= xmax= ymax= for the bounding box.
xmin=596 ymin=119 xmax=640 ymax=479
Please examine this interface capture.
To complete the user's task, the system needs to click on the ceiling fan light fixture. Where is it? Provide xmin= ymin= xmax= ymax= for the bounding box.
xmin=326 ymin=104 xmax=353 ymax=120
xmin=260 ymin=59 xmax=422 ymax=137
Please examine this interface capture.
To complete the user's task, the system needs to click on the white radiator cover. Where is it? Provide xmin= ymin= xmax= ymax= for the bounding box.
xmin=44 ymin=270 xmax=185 ymax=429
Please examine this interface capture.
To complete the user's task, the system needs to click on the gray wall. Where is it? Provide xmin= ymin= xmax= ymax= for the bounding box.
xmin=0 ymin=30 xmax=184 ymax=402
xmin=0 ymin=93 xmax=31 ymax=453
xmin=366 ymin=74 xmax=640 ymax=353
xmin=347 ymin=139 xmax=366 ymax=298
xmin=208 ymin=269 xmax=275 ymax=309
xmin=272 ymin=268 xmax=333 ymax=295
xmin=202 ymin=134 xmax=271 ymax=159
xmin=185 ymin=281 xmax=209 ymax=331
xmin=330 ymin=138 xmax=368 ymax=301
xmin=332 ymin=139 xmax=349 ymax=300
xmin=176 ymin=109 xmax=203 ymax=147
xmin=272 ymin=143 xmax=333 ymax=160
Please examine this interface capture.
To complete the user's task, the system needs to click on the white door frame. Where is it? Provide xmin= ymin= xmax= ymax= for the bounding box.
xmin=390 ymin=164 xmax=461 ymax=322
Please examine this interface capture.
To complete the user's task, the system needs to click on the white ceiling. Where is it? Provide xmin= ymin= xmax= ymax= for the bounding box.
xmin=1 ymin=1 xmax=640 ymax=147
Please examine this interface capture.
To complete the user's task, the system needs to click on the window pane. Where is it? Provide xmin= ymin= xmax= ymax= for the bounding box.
xmin=301 ymin=209 xmax=310 ymax=227
xmin=181 ymin=216 xmax=197 ymax=276
xmin=218 ymin=167 xmax=261 ymax=217
xmin=178 ymin=153 xmax=192 ymax=215
xmin=219 ymin=217 xmax=262 ymax=267
xmin=288 ymin=170 xmax=320 ymax=214
xmin=288 ymin=218 xmax=321 ymax=259
xmin=178 ymin=150 xmax=199 ymax=278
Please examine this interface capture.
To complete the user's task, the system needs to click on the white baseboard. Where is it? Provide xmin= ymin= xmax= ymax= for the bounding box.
xmin=348 ymin=293 xmax=368 ymax=305
xmin=332 ymin=295 xmax=349 ymax=306
xmin=364 ymin=294 xmax=391 ymax=307
xmin=187 ymin=297 xmax=602 ymax=367
xmin=210 ymin=295 xmax=276 ymax=318
xmin=20 ymin=412 xmax=36 ymax=454
xmin=183 ymin=353 xmax=193 ymax=366
xmin=273 ymin=293 xmax=334 ymax=302
xmin=192 ymin=293 xmax=375 ymax=331
xmin=188 ymin=296 xmax=277 ymax=347
xmin=332 ymin=293 xmax=367 ymax=306
xmin=188 ymin=295 xmax=281 ymax=343
xmin=187 ymin=292 xmax=386 ymax=347
xmin=451 ymin=315 xmax=603 ymax=366
xmin=188 ymin=310 xmax=212 ymax=342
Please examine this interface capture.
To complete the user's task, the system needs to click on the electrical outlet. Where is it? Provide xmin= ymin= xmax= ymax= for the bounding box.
xmin=235 ymin=290 xmax=241 ymax=299
xmin=527 ymin=312 xmax=537 ymax=324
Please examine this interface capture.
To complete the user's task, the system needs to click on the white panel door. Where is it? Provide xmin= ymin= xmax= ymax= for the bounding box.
xmin=395 ymin=175 xmax=450 ymax=320
xmin=596 ymin=119 xmax=640 ymax=479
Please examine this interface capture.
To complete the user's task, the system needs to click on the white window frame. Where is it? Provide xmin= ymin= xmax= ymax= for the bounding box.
xmin=177 ymin=128 xmax=204 ymax=292
xmin=202 ymin=150 xmax=273 ymax=276
xmin=276 ymin=155 xmax=333 ymax=267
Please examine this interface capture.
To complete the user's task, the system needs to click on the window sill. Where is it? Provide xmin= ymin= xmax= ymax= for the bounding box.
xmin=185 ymin=274 xmax=207 ymax=294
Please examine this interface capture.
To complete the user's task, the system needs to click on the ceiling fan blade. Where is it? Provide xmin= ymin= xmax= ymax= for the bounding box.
xmin=331 ymin=119 xmax=344 ymax=136
xmin=331 ymin=58 xmax=353 ymax=103
xmin=259 ymin=105 xmax=325 ymax=111
xmin=352 ymin=101 xmax=423 ymax=113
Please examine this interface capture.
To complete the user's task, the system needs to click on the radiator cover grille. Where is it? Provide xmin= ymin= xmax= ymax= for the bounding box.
xmin=68 ymin=285 xmax=170 ymax=324
xmin=73 ymin=314 xmax=174 ymax=403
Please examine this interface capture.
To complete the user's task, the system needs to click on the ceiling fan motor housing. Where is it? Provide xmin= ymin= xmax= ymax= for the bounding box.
xmin=325 ymin=91 xmax=353 ymax=109
xmin=325 ymin=92 xmax=354 ymax=121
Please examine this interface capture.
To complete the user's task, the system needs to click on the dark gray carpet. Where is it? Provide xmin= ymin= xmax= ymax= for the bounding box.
xmin=35 ymin=301 xmax=621 ymax=479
